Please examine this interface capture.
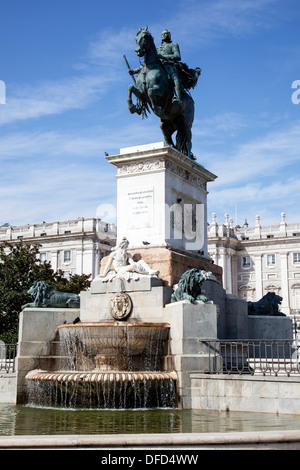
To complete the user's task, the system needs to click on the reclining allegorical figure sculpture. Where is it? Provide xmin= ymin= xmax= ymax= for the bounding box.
xmin=96 ymin=237 xmax=159 ymax=282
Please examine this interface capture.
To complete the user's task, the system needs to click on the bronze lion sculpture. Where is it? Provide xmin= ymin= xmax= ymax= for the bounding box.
xmin=22 ymin=280 xmax=80 ymax=309
xmin=171 ymin=268 xmax=213 ymax=304
xmin=248 ymin=292 xmax=285 ymax=316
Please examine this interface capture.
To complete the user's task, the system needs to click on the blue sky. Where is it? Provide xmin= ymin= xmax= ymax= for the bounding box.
xmin=1 ymin=0 xmax=300 ymax=229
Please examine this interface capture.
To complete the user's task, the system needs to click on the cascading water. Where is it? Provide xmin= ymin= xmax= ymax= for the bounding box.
xmin=25 ymin=322 xmax=177 ymax=409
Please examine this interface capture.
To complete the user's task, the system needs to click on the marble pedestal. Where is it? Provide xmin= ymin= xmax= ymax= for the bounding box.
xmin=80 ymin=276 xmax=173 ymax=323
xmin=163 ymin=301 xmax=223 ymax=408
xmin=101 ymin=141 xmax=221 ymax=287
xmin=106 ymin=141 xmax=217 ymax=256
xmin=99 ymin=246 xmax=222 ymax=288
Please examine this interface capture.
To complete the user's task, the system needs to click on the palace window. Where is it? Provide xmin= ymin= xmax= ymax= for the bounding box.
xmin=239 ymin=285 xmax=255 ymax=301
xmin=267 ymin=254 xmax=276 ymax=266
xmin=293 ymin=253 xmax=300 ymax=264
xmin=64 ymin=250 xmax=71 ymax=263
xmin=40 ymin=253 xmax=47 ymax=263
xmin=292 ymin=284 xmax=300 ymax=310
xmin=242 ymin=256 xmax=251 ymax=268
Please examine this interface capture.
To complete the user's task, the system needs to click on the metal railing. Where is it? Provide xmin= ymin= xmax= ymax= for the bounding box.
xmin=1 ymin=340 xmax=300 ymax=377
xmin=200 ymin=339 xmax=300 ymax=377
xmin=0 ymin=343 xmax=17 ymax=373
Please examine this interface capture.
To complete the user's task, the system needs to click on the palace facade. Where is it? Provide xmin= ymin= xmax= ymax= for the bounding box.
xmin=207 ymin=212 xmax=300 ymax=315
xmin=0 ymin=218 xmax=117 ymax=280
xmin=2 ymin=212 xmax=300 ymax=316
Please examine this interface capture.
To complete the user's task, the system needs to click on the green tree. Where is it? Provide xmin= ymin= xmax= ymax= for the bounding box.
xmin=50 ymin=272 xmax=91 ymax=294
xmin=0 ymin=242 xmax=91 ymax=343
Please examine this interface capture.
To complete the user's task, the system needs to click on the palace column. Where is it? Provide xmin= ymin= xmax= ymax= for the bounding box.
xmin=280 ymin=252 xmax=290 ymax=315
xmin=254 ymin=254 xmax=263 ymax=300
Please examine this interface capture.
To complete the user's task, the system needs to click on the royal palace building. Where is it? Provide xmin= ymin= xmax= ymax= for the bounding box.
xmin=2 ymin=212 xmax=300 ymax=316
xmin=207 ymin=212 xmax=300 ymax=316
xmin=0 ymin=218 xmax=117 ymax=280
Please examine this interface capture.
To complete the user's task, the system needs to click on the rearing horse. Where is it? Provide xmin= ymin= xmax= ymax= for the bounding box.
xmin=127 ymin=28 xmax=196 ymax=159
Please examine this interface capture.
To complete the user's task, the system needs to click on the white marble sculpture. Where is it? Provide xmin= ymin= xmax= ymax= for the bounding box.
xmin=96 ymin=237 xmax=159 ymax=282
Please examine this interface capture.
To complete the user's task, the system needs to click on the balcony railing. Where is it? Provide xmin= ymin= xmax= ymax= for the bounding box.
xmin=200 ymin=339 xmax=300 ymax=377
xmin=0 ymin=343 xmax=17 ymax=373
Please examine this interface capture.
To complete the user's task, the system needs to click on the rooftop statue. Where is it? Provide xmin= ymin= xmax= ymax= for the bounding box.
xmin=126 ymin=27 xmax=201 ymax=160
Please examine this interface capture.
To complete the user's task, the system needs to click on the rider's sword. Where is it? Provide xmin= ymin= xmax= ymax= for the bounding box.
xmin=123 ymin=55 xmax=136 ymax=84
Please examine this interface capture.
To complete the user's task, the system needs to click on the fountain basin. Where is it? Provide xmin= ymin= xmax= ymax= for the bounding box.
xmin=25 ymin=321 xmax=177 ymax=408
xmin=25 ymin=370 xmax=177 ymax=382
xmin=25 ymin=369 xmax=177 ymax=409
xmin=56 ymin=322 xmax=171 ymax=371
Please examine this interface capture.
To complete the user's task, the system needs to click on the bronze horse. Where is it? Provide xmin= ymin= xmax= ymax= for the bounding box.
xmin=127 ymin=28 xmax=199 ymax=159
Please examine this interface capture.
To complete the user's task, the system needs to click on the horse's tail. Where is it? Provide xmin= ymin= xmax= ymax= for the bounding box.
xmin=175 ymin=92 xmax=195 ymax=157
xmin=138 ymin=99 xmax=151 ymax=119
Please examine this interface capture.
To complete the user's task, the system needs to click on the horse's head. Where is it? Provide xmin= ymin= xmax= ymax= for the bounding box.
xmin=135 ymin=27 xmax=154 ymax=57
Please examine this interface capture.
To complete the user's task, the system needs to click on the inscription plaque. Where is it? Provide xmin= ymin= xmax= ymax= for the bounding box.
xmin=127 ymin=188 xmax=154 ymax=230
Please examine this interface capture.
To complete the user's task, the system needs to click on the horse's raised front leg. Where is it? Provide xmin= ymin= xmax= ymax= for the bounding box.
xmin=127 ymin=84 xmax=144 ymax=115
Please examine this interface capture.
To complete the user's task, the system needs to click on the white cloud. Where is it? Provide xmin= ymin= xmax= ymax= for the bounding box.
xmin=0 ymin=119 xmax=161 ymax=162
xmin=151 ymin=0 xmax=282 ymax=48
xmin=210 ymin=176 xmax=300 ymax=205
xmin=194 ymin=112 xmax=247 ymax=138
xmin=208 ymin=120 xmax=300 ymax=186
xmin=0 ymin=119 xmax=163 ymax=226
xmin=87 ymin=27 xmax=136 ymax=64
xmin=0 ymin=160 xmax=117 ymax=226
xmin=0 ymin=73 xmax=116 ymax=127
xmin=204 ymin=118 xmax=300 ymax=225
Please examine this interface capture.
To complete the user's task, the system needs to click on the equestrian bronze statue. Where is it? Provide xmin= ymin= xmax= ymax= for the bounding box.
xmin=126 ymin=28 xmax=201 ymax=160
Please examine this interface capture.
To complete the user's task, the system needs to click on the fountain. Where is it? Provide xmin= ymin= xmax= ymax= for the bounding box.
xmin=25 ymin=321 xmax=177 ymax=408
xmin=12 ymin=24 xmax=226 ymax=407
xmin=15 ymin=143 xmax=294 ymax=414
xmin=15 ymin=143 xmax=237 ymax=411
xmin=23 ymin=237 xmax=178 ymax=409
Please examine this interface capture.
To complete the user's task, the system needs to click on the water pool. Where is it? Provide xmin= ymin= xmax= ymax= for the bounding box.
xmin=2 ymin=404 xmax=300 ymax=436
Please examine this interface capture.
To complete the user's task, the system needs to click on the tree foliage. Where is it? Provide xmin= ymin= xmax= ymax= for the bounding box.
xmin=0 ymin=242 xmax=91 ymax=343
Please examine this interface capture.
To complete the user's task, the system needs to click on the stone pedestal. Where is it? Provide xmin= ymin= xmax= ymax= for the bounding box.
xmin=99 ymin=246 xmax=222 ymax=288
xmin=106 ymin=142 xmax=217 ymax=256
xmin=16 ymin=308 xmax=78 ymax=403
xmin=248 ymin=315 xmax=293 ymax=340
xmin=246 ymin=315 xmax=294 ymax=360
xmin=163 ymin=301 xmax=223 ymax=407
xmin=80 ymin=277 xmax=172 ymax=323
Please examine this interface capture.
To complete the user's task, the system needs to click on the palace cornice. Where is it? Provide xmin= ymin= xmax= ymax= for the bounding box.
xmin=207 ymin=236 xmax=240 ymax=250
xmin=237 ymin=236 xmax=300 ymax=249
xmin=0 ymin=231 xmax=114 ymax=247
